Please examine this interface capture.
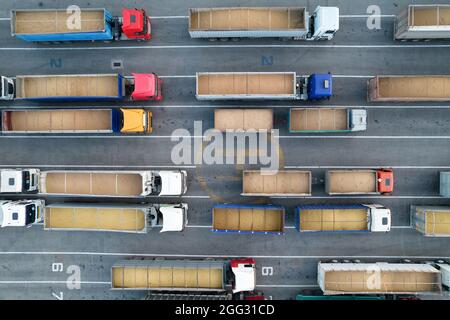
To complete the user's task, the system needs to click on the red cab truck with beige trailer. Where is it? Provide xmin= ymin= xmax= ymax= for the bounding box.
xmin=326 ymin=169 xmax=394 ymax=195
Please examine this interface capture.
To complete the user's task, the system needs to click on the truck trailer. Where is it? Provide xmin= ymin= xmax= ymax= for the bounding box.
xmin=188 ymin=6 xmax=339 ymax=41
xmin=0 ymin=169 xmax=187 ymax=196
xmin=196 ymin=72 xmax=332 ymax=101
xmin=212 ymin=204 xmax=284 ymax=235
xmin=318 ymin=262 xmax=442 ymax=295
xmin=295 ymin=204 xmax=391 ymax=233
xmin=289 ymin=108 xmax=367 ymax=133
xmin=111 ymin=258 xmax=256 ymax=294
xmin=0 ymin=73 xmax=162 ymax=101
xmin=11 ymin=8 xmax=151 ymax=42
xmin=1 ymin=108 xmax=152 ymax=134
xmin=368 ymin=76 xmax=450 ymax=102
xmin=440 ymin=171 xmax=450 ymax=197
xmin=242 ymin=170 xmax=311 ymax=197
xmin=0 ymin=200 xmax=188 ymax=233
xmin=214 ymin=109 xmax=273 ymax=131
xmin=411 ymin=205 xmax=450 ymax=237
xmin=325 ymin=169 xmax=394 ymax=195
xmin=395 ymin=4 xmax=450 ymax=40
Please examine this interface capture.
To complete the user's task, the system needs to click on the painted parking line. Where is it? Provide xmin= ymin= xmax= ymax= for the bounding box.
xmin=256 ymin=284 xmax=319 ymax=288
xmin=187 ymin=225 xmax=410 ymax=229
xmin=2 ymin=135 xmax=450 ymax=139
xmin=5 ymin=104 xmax=450 ymax=110
xmin=285 ymin=166 xmax=450 ymax=169
xmin=0 ymin=44 xmax=449 ymax=51
xmin=0 ymin=164 xmax=197 ymax=169
xmin=270 ymin=196 xmax=442 ymax=199
xmin=0 ymin=251 xmax=447 ymax=260
xmin=0 ymin=280 xmax=110 ymax=285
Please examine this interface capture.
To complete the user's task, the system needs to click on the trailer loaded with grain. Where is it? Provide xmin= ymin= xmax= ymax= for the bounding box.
xmin=0 ymin=169 xmax=187 ymax=196
xmin=0 ymin=200 xmax=188 ymax=233
xmin=111 ymin=258 xmax=256 ymax=294
xmin=295 ymin=204 xmax=391 ymax=233
xmin=411 ymin=205 xmax=450 ymax=237
xmin=368 ymin=76 xmax=450 ymax=102
xmin=212 ymin=204 xmax=285 ymax=235
xmin=1 ymin=108 xmax=152 ymax=134
xmin=189 ymin=6 xmax=339 ymax=40
xmin=318 ymin=262 xmax=443 ymax=295
xmin=0 ymin=73 xmax=162 ymax=101
xmin=326 ymin=169 xmax=394 ymax=195
xmin=196 ymin=72 xmax=332 ymax=101
xmin=214 ymin=109 xmax=273 ymax=131
xmin=11 ymin=8 xmax=152 ymax=42
xmin=242 ymin=170 xmax=311 ymax=197
xmin=395 ymin=4 xmax=450 ymax=40
xmin=289 ymin=108 xmax=367 ymax=133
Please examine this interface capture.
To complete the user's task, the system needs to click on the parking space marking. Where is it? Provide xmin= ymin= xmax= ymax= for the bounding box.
xmin=0 ymin=280 xmax=110 ymax=285
xmin=0 ymin=252 xmax=447 ymax=260
xmin=2 ymin=135 xmax=450 ymax=139
xmin=0 ymin=44 xmax=449 ymax=51
xmin=256 ymin=284 xmax=319 ymax=288
xmin=285 ymin=166 xmax=450 ymax=169
xmin=0 ymin=164 xmax=196 ymax=169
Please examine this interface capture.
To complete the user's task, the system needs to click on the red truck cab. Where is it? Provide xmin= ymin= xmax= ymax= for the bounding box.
xmin=131 ymin=73 xmax=163 ymax=101
xmin=377 ymin=169 xmax=394 ymax=194
xmin=121 ymin=8 xmax=151 ymax=40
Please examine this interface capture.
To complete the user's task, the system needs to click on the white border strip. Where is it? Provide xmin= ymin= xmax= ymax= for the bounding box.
xmin=4 ymin=105 xmax=450 ymax=109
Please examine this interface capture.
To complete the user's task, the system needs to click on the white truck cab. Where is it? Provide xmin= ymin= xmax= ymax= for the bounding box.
xmin=366 ymin=204 xmax=391 ymax=232
xmin=157 ymin=170 xmax=188 ymax=196
xmin=350 ymin=109 xmax=368 ymax=132
xmin=0 ymin=76 xmax=14 ymax=100
xmin=0 ymin=169 xmax=40 ymax=193
xmin=0 ymin=199 xmax=45 ymax=227
xmin=158 ymin=203 xmax=188 ymax=232
xmin=231 ymin=258 xmax=256 ymax=293
xmin=310 ymin=6 xmax=340 ymax=40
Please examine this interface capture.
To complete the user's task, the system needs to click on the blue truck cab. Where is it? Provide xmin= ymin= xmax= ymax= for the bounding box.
xmin=298 ymin=73 xmax=332 ymax=100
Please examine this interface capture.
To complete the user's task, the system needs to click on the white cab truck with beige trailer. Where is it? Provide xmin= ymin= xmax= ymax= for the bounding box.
xmin=242 ymin=170 xmax=312 ymax=197
xmin=395 ymin=4 xmax=450 ymax=40
xmin=0 ymin=169 xmax=187 ymax=196
xmin=289 ymin=108 xmax=367 ymax=133
xmin=0 ymin=200 xmax=188 ymax=233
xmin=318 ymin=262 xmax=443 ymax=295
xmin=326 ymin=169 xmax=394 ymax=195
xmin=214 ymin=109 xmax=273 ymax=131
xmin=368 ymin=75 xmax=450 ymax=102
xmin=111 ymin=258 xmax=256 ymax=294
xmin=189 ymin=6 xmax=339 ymax=40
xmin=411 ymin=205 xmax=450 ymax=237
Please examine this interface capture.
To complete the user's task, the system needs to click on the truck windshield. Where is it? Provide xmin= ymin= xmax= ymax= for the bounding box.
xmin=151 ymin=174 xmax=162 ymax=195
xmin=22 ymin=171 xmax=31 ymax=191
xmin=25 ymin=204 xmax=36 ymax=224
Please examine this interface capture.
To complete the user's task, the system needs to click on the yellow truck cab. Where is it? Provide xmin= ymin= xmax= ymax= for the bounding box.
xmin=120 ymin=108 xmax=152 ymax=134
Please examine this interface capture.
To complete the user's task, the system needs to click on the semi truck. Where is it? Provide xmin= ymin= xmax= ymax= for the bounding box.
xmin=368 ymin=76 xmax=450 ymax=102
xmin=11 ymin=8 xmax=152 ymax=42
xmin=289 ymin=108 xmax=367 ymax=133
xmin=318 ymin=262 xmax=443 ymax=295
xmin=188 ymin=6 xmax=339 ymax=41
xmin=242 ymin=170 xmax=312 ymax=197
xmin=326 ymin=169 xmax=394 ymax=195
xmin=440 ymin=171 xmax=450 ymax=197
xmin=196 ymin=72 xmax=332 ymax=101
xmin=295 ymin=204 xmax=391 ymax=233
xmin=411 ymin=205 xmax=450 ymax=237
xmin=212 ymin=204 xmax=284 ymax=235
xmin=1 ymin=108 xmax=153 ymax=134
xmin=111 ymin=258 xmax=256 ymax=294
xmin=394 ymin=4 xmax=450 ymax=40
xmin=214 ymin=109 xmax=273 ymax=131
xmin=0 ymin=169 xmax=187 ymax=196
xmin=0 ymin=200 xmax=188 ymax=233
xmin=0 ymin=73 xmax=162 ymax=101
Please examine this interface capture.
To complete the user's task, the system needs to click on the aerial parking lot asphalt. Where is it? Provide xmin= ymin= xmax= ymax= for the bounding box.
xmin=0 ymin=0 xmax=449 ymax=300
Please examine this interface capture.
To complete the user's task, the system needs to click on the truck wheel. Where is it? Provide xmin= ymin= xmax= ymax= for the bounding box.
xmin=219 ymin=38 xmax=229 ymax=42
xmin=231 ymin=38 xmax=240 ymax=42
xmin=208 ymin=38 xmax=217 ymax=42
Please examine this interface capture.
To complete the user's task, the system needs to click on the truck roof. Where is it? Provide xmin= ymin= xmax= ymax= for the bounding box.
xmin=0 ymin=170 xmax=23 ymax=193
xmin=159 ymin=206 xmax=185 ymax=232
xmin=131 ymin=73 xmax=156 ymax=100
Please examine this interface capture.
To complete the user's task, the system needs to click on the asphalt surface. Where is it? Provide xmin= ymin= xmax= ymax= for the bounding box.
xmin=0 ymin=0 xmax=450 ymax=300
